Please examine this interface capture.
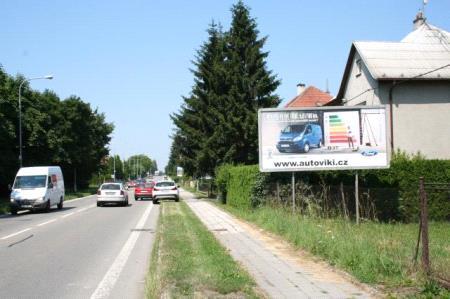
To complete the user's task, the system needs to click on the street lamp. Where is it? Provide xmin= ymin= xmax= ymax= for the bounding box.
xmin=18 ymin=75 xmax=54 ymax=167
xmin=113 ymin=154 xmax=116 ymax=182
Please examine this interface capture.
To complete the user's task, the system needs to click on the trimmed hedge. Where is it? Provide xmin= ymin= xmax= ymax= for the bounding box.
xmin=215 ymin=152 xmax=450 ymax=221
xmin=225 ymin=165 xmax=259 ymax=209
xmin=215 ymin=164 xmax=234 ymax=204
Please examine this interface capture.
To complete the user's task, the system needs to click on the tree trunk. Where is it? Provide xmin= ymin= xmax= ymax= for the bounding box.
xmin=73 ymin=167 xmax=77 ymax=192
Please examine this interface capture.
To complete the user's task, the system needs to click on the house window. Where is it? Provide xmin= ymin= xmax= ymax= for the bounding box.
xmin=356 ymin=59 xmax=362 ymax=77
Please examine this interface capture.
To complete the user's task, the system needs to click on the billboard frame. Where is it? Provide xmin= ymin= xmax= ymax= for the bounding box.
xmin=258 ymin=105 xmax=390 ymax=172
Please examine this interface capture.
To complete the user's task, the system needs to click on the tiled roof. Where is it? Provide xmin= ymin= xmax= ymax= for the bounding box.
xmin=285 ymin=86 xmax=333 ymax=108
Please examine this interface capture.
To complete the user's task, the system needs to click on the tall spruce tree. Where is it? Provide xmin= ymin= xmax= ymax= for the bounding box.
xmin=167 ymin=1 xmax=280 ymax=176
xmin=171 ymin=22 xmax=227 ymax=177
xmin=222 ymin=0 xmax=280 ymax=164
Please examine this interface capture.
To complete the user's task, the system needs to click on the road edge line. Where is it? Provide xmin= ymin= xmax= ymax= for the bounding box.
xmin=0 ymin=228 xmax=32 ymax=240
xmin=90 ymin=202 xmax=154 ymax=299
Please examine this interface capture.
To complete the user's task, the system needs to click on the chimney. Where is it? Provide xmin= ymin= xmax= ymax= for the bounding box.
xmin=413 ymin=11 xmax=426 ymax=30
xmin=296 ymin=83 xmax=306 ymax=95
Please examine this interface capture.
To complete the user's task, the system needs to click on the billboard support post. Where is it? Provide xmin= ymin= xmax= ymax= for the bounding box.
xmin=355 ymin=172 xmax=359 ymax=225
xmin=291 ymin=172 xmax=296 ymax=212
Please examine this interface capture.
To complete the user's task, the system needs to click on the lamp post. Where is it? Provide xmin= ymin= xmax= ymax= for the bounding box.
xmin=113 ymin=154 xmax=116 ymax=182
xmin=18 ymin=75 xmax=53 ymax=167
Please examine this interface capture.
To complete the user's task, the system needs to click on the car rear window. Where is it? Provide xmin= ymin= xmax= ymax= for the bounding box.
xmin=101 ymin=184 xmax=121 ymax=190
xmin=156 ymin=181 xmax=175 ymax=187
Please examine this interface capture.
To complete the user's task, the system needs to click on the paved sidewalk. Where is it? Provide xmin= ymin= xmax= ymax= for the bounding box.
xmin=182 ymin=190 xmax=373 ymax=299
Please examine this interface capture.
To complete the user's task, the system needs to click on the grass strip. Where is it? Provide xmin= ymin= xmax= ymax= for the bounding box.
xmin=0 ymin=198 xmax=9 ymax=214
xmin=218 ymin=204 xmax=450 ymax=297
xmin=181 ymin=185 xmax=209 ymax=199
xmin=146 ymin=201 xmax=261 ymax=298
xmin=65 ymin=187 xmax=97 ymax=200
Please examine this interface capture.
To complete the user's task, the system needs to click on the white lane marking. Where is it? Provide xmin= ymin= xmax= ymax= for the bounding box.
xmin=37 ymin=219 xmax=57 ymax=227
xmin=90 ymin=202 xmax=154 ymax=299
xmin=0 ymin=203 xmax=97 ymax=240
xmin=61 ymin=212 xmax=75 ymax=218
xmin=66 ymin=194 xmax=96 ymax=202
xmin=75 ymin=204 xmax=96 ymax=214
xmin=0 ymin=228 xmax=32 ymax=240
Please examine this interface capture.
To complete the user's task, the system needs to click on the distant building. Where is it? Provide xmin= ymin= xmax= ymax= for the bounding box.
xmin=285 ymin=83 xmax=333 ymax=108
xmin=329 ymin=12 xmax=450 ymax=159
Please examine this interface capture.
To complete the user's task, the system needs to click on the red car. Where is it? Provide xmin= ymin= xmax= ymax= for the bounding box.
xmin=127 ymin=181 xmax=137 ymax=189
xmin=134 ymin=182 xmax=154 ymax=200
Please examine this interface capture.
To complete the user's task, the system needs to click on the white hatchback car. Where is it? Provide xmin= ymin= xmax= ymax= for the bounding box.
xmin=152 ymin=181 xmax=179 ymax=204
xmin=97 ymin=183 xmax=128 ymax=207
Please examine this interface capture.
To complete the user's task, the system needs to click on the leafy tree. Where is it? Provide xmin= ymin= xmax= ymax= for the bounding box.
xmin=0 ymin=67 xmax=19 ymax=194
xmin=0 ymin=66 xmax=114 ymax=196
xmin=124 ymin=155 xmax=157 ymax=179
xmin=56 ymin=97 xmax=113 ymax=191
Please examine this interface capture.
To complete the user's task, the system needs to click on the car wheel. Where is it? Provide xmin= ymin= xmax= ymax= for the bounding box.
xmin=97 ymin=202 xmax=102 ymax=207
xmin=10 ymin=207 xmax=17 ymax=215
xmin=175 ymin=196 xmax=179 ymax=202
xmin=125 ymin=199 xmax=129 ymax=206
xmin=303 ymin=143 xmax=310 ymax=153
xmin=57 ymin=197 xmax=63 ymax=209
xmin=44 ymin=200 xmax=51 ymax=213
xmin=152 ymin=199 xmax=158 ymax=204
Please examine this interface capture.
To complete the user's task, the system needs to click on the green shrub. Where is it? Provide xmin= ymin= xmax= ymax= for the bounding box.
xmin=215 ymin=164 xmax=233 ymax=204
xmin=226 ymin=165 xmax=259 ymax=209
xmin=215 ymin=152 xmax=450 ymax=221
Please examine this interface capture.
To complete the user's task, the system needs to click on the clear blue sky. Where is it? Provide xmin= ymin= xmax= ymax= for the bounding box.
xmin=1 ymin=0 xmax=449 ymax=169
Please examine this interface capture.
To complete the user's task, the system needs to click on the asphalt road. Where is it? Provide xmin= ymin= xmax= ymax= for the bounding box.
xmin=0 ymin=190 xmax=159 ymax=299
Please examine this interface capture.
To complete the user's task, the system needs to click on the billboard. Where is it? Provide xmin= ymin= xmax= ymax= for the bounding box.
xmin=176 ymin=166 xmax=184 ymax=177
xmin=258 ymin=106 xmax=389 ymax=172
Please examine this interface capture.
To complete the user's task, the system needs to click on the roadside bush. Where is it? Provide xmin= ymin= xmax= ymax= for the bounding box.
xmin=216 ymin=152 xmax=450 ymax=221
xmin=385 ymin=152 xmax=450 ymax=221
xmin=215 ymin=164 xmax=233 ymax=204
xmin=226 ymin=165 xmax=259 ymax=209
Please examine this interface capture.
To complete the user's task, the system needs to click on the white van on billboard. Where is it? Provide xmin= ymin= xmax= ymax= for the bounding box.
xmin=258 ymin=106 xmax=389 ymax=172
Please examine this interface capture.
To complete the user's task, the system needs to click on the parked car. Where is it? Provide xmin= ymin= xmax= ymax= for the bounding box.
xmin=152 ymin=181 xmax=179 ymax=204
xmin=277 ymin=123 xmax=323 ymax=153
xmin=9 ymin=166 xmax=65 ymax=214
xmin=134 ymin=182 xmax=154 ymax=200
xmin=97 ymin=183 xmax=128 ymax=207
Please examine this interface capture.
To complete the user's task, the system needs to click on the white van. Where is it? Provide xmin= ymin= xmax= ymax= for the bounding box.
xmin=10 ymin=166 xmax=65 ymax=214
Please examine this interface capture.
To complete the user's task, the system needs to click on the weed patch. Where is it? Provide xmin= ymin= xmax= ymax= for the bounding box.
xmin=218 ymin=204 xmax=450 ymax=296
xmin=146 ymin=201 xmax=261 ymax=298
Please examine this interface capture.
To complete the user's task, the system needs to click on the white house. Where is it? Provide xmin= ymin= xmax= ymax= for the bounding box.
xmin=329 ymin=12 xmax=450 ymax=159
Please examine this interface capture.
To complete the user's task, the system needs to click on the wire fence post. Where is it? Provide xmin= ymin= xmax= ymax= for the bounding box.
xmin=419 ymin=176 xmax=430 ymax=275
xmin=292 ymin=172 xmax=295 ymax=213
xmin=355 ymin=172 xmax=359 ymax=225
